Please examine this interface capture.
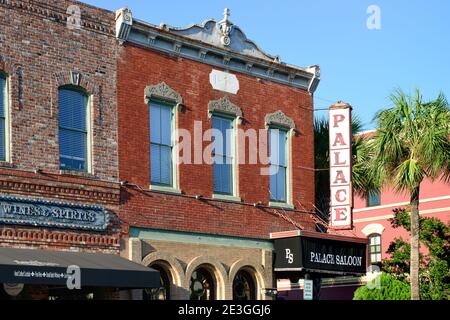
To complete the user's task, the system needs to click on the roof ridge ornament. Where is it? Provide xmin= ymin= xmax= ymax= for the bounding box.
xmin=217 ymin=8 xmax=234 ymax=46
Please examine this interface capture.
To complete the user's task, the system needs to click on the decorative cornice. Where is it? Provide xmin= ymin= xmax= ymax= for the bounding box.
xmin=208 ymin=96 xmax=242 ymax=118
xmin=265 ymin=110 xmax=296 ymax=130
xmin=0 ymin=0 xmax=114 ymax=36
xmin=118 ymin=8 xmax=320 ymax=92
xmin=115 ymin=6 xmax=133 ymax=44
xmin=0 ymin=177 xmax=120 ymax=205
xmin=144 ymin=82 xmax=183 ymax=105
xmin=0 ymin=227 xmax=120 ymax=249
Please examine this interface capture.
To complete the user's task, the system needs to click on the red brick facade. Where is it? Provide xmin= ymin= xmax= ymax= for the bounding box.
xmin=117 ymin=44 xmax=317 ymax=239
xmin=0 ymin=0 xmax=120 ymax=254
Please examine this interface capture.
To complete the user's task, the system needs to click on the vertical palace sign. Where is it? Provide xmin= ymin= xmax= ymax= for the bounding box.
xmin=329 ymin=102 xmax=353 ymax=229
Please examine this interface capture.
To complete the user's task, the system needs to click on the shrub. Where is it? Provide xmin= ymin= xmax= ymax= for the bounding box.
xmin=353 ymin=273 xmax=410 ymax=300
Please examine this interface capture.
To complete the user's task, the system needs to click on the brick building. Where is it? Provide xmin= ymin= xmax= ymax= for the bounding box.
xmin=115 ymin=7 xmax=322 ymax=300
xmin=0 ymin=0 xmax=157 ymax=300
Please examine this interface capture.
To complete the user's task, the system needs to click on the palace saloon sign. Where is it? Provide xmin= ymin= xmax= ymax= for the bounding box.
xmin=273 ymin=232 xmax=367 ymax=275
xmin=0 ymin=194 xmax=109 ymax=231
xmin=329 ymin=103 xmax=353 ymax=229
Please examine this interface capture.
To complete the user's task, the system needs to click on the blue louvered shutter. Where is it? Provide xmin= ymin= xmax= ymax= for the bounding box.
xmin=150 ymin=101 xmax=173 ymax=186
xmin=58 ymin=88 xmax=88 ymax=171
xmin=269 ymin=128 xmax=287 ymax=202
xmin=213 ymin=116 xmax=233 ymax=194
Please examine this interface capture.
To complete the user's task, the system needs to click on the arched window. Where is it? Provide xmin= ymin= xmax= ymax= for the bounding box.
xmin=0 ymin=73 xmax=8 ymax=162
xmin=369 ymin=233 xmax=382 ymax=265
xmin=190 ymin=267 xmax=215 ymax=300
xmin=233 ymin=270 xmax=256 ymax=300
xmin=58 ymin=87 xmax=89 ymax=171
xmin=144 ymin=264 xmax=171 ymax=300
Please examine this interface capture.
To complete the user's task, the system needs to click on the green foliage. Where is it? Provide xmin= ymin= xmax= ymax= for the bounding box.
xmin=370 ymin=89 xmax=450 ymax=193
xmin=369 ymin=90 xmax=450 ymax=299
xmin=388 ymin=209 xmax=450 ymax=261
xmin=353 ymin=273 xmax=410 ymax=300
xmin=383 ymin=237 xmax=412 ymax=281
xmin=420 ymin=259 xmax=450 ymax=300
xmin=383 ymin=209 xmax=450 ymax=300
xmin=420 ymin=218 xmax=450 ymax=261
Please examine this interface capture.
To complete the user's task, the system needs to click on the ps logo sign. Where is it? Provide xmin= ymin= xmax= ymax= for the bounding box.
xmin=285 ymin=249 xmax=294 ymax=264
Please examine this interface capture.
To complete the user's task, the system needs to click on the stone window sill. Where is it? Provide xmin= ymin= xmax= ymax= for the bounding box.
xmin=59 ymin=169 xmax=96 ymax=179
xmin=0 ymin=161 xmax=14 ymax=168
xmin=212 ymin=194 xmax=242 ymax=203
xmin=150 ymin=185 xmax=182 ymax=195
xmin=269 ymin=202 xmax=295 ymax=211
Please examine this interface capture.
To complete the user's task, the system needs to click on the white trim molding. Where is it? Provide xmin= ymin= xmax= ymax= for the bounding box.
xmin=354 ymin=206 xmax=450 ymax=224
xmin=354 ymin=195 xmax=450 ymax=213
xmin=361 ymin=223 xmax=385 ymax=236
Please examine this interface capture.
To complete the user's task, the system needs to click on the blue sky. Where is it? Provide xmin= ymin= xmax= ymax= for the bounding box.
xmin=84 ymin=0 xmax=449 ymax=130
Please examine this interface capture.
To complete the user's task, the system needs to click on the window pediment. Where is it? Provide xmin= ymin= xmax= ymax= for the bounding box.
xmin=144 ymin=82 xmax=183 ymax=105
xmin=265 ymin=110 xmax=295 ymax=130
xmin=208 ymin=96 xmax=242 ymax=118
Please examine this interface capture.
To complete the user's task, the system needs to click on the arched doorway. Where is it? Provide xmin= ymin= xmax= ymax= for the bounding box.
xmin=232 ymin=269 xmax=256 ymax=300
xmin=144 ymin=264 xmax=171 ymax=300
xmin=189 ymin=267 xmax=216 ymax=300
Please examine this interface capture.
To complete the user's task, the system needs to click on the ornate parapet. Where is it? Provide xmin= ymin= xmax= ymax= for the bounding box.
xmin=119 ymin=8 xmax=320 ymax=92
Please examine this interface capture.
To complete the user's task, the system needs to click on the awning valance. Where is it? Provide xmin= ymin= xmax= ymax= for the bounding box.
xmin=271 ymin=230 xmax=368 ymax=276
xmin=0 ymin=247 xmax=159 ymax=289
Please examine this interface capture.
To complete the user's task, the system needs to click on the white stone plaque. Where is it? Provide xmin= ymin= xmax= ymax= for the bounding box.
xmin=209 ymin=69 xmax=239 ymax=94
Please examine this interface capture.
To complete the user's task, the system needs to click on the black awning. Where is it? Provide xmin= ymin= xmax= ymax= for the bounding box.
xmin=271 ymin=230 xmax=368 ymax=277
xmin=0 ymin=247 xmax=159 ymax=289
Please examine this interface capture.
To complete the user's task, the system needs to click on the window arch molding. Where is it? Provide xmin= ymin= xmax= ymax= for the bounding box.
xmin=207 ymin=96 xmax=243 ymax=122
xmin=54 ymin=71 xmax=96 ymax=94
xmin=264 ymin=110 xmax=296 ymax=131
xmin=361 ymin=223 xmax=385 ymax=236
xmin=144 ymin=82 xmax=183 ymax=108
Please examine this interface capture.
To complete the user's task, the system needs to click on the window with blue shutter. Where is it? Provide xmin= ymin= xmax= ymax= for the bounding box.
xmin=150 ymin=100 xmax=173 ymax=186
xmin=0 ymin=74 xmax=6 ymax=162
xmin=58 ymin=87 xmax=88 ymax=171
xmin=269 ymin=128 xmax=288 ymax=202
xmin=212 ymin=115 xmax=234 ymax=195
xmin=367 ymin=191 xmax=381 ymax=207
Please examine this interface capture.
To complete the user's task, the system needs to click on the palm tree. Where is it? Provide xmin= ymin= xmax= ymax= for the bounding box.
xmin=370 ymin=89 xmax=450 ymax=300
xmin=314 ymin=116 xmax=377 ymax=225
